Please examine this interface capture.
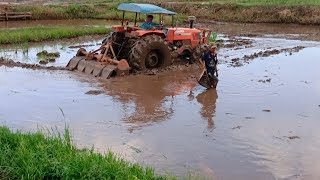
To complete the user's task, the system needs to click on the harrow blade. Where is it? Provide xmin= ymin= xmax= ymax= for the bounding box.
xmin=67 ymin=56 xmax=118 ymax=79
xmin=66 ymin=56 xmax=85 ymax=70
xmin=66 ymin=46 xmax=130 ymax=79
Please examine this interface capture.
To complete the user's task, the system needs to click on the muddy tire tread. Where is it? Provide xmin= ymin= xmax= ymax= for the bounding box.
xmin=128 ymin=34 xmax=171 ymax=70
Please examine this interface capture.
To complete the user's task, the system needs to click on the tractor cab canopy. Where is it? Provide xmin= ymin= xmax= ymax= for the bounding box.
xmin=118 ymin=3 xmax=176 ymax=15
xmin=117 ymin=3 xmax=177 ymax=27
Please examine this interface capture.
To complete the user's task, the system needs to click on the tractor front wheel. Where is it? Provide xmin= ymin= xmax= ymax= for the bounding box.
xmin=129 ymin=34 xmax=172 ymax=70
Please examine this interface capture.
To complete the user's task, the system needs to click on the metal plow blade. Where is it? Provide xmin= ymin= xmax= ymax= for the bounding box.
xmin=67 ymin=45 xmax=130 ymax=79
xmin=67 ymin=56 xmax=118 ymax=79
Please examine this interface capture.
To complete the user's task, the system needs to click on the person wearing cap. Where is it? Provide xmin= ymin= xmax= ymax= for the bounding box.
xmin=141 ymin=15 xmax=159 ymax=30
xmin=199 ymin=45 xmax=219 ymax=81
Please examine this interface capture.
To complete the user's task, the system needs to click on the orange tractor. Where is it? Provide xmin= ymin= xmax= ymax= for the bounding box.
xmin=67 ymin=3 xmax=212 ymax=78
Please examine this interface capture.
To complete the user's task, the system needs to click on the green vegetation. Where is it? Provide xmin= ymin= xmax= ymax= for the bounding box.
xmin=12 ymin=3 xmax=184 ymax=22
xmin=0 ymin=126 xmax=171 ymax=179
xmin=14 ymin=4 xmax=107 ymax=19
xmin=0 ymin=26 xmax=110 ymax=44
xmin=157 ymin=0 xmax=320 ymax=6
xmin=232 ymin=0 xmax=320 ymax=6
xmin=209 ymin=33 xmax=218 ymax=44
xmin=154 ymin=1 xmax=320 ymax=25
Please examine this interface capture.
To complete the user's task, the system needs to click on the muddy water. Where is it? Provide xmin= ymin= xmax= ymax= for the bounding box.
xmin=0 ymin=19 xmax=118 ymax=66
xmin=0 ymin=36 xmax=104 ymax=66
xmin=200 ymin=21 xmax=320 ymax=41
xmin=1 ymin=21 xmax=320 ymax=179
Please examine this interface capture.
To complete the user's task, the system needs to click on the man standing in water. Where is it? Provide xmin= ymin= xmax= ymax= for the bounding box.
xmin=198 ymin=45 xmax=219 ymax=88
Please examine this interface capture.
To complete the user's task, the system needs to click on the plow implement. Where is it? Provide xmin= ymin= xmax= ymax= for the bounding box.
xmin=67 ymin=43 xmax=130 ymax=79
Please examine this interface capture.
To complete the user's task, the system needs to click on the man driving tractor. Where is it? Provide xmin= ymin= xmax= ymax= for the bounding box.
xmin=141 ymin=15 xmax=159 ymax=30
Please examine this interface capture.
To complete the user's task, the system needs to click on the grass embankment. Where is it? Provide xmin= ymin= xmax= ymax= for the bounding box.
xmin=156 ymin=0 xmax=320 ymax=6
xmin=6 ymin=0 xmax=320 ymax=25
xmin=12 ymin=3 xmax=185 ymax=22
xmin=12 ymin=3 xmax=135 ymax=20
xmin=147 ymin=0 xmax=320 ymax=25
xmin=0 ymin=26 xmax=110 ymax=44
xmin=0 ymin=126 xmax=170 ymax=179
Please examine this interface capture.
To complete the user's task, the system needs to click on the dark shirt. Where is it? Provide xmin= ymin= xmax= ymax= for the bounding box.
xmin=201 ymin=51 xmax=218 ymax=76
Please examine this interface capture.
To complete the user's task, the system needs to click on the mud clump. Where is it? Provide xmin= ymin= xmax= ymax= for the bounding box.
xmin=131 ymin=63 xmax=191 ymax=76
xmin=232 ymin=126 xmax=241 ymax=130
xmin=37 ymin=50 xmax=60 ymax=58
xmin=286 ymin=136 xmax=300 ymax=140
xmin=69 ymin=44 xmax=95 ymax=49
xmin=85 ymin=90 xmax=104 ymax=95
xmin=0 ymin=58 xmax=66 ymax=70
xmin=37 ymin=50 xmax=60 ymax=64
xmin=238 ymin=34 xmax=259 ymax=37
xmin=218 ymin=39 xmax=253 ymax=49
xmin=231 ymin=46 xmax=305 ymax=67
xmin=243 ymin=49 xmax=281 ymax=60
xmin=258 ymin=78 xmax=272 ymax=83
xmin=245 ymin=117 xmax=254 ymax=120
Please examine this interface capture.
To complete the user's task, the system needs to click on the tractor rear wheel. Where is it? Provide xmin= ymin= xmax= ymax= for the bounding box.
xmin=129 ymin=34 xmax=172 ymax=70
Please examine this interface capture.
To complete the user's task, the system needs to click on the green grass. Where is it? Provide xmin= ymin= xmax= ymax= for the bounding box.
xmin=223 ymin=0 xmax=320 ymax=6
xmin=12 ymin=3 xmax=129 ymax=20
xmin=0 ymin=126 xmax=171 ymax=179
xmin=0 ymin=26 xmax=110 ymax=44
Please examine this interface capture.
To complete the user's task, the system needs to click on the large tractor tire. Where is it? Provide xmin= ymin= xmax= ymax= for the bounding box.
xmin=129 ymin=34 xmax=172 ymax=70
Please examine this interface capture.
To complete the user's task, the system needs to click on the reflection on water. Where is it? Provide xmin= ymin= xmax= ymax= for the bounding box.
xmin=100 ymin=71 xmax=199 ymax=131
xmin=196 ymin=89 xmax=218 ymax=129
xmin=1 ymin=47 xmax=320 ymax=179
xmin=1 ymin=26 xmax=320 ymax=179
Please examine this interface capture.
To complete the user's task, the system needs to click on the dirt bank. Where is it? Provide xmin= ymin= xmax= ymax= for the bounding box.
xmin=230 ymin=46 xmax=306 ymax=67
xmin=0 ymin=58 xmax=66 ymax=70
xmin=5 ymin=2 xmax=320 ymax=25
xmin=151 ymin=2 xmax=320 ymax=25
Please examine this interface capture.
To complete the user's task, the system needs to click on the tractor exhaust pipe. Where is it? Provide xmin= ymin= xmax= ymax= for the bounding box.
xmin=188 ymin=16 xmax=196 ymax=29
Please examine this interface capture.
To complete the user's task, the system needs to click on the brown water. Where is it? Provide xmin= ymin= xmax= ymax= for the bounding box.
xmin=1 ymin=20 xmax=320 ymax=179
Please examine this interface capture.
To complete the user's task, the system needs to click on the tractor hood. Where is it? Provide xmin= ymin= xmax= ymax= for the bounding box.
xmin=117 ymin=3 xmax=177 ymax=15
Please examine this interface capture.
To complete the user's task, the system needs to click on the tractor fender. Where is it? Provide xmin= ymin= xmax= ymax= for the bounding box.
xmin=134 ymin=30 xmax=166 ymax=39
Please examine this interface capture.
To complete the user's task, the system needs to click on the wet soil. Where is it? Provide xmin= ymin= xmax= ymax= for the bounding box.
xmin=230 ymin=46 xmax=306 ymax=67
xmin=0 ymin=34 xmax=104 ymax=67
xmin=1 ymin=20 xmax=320 ymax=179
xmin=85 ymin=90 xmax=104 ymax=95
xmin=0 ymin=58 xmax=66 ymax=70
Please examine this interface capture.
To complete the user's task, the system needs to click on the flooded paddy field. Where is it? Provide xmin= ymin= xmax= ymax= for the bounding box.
xmin=1 ymin=20 xmax=320 ymax=179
